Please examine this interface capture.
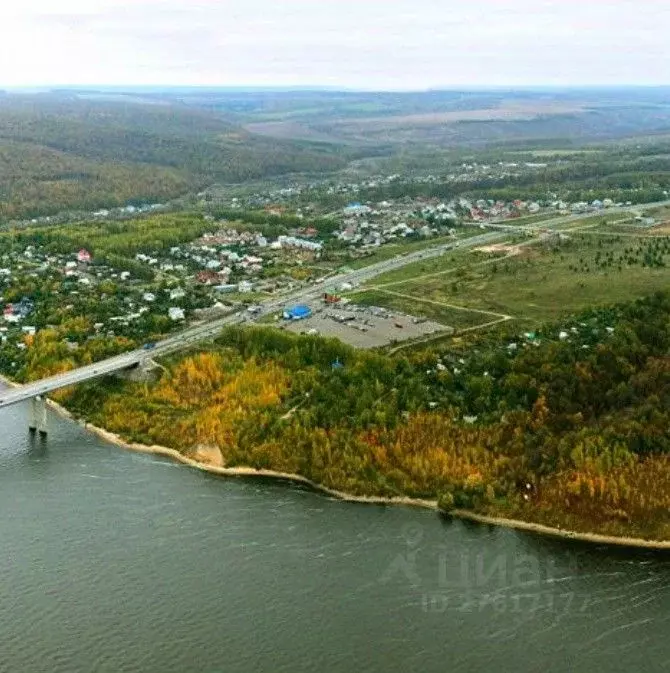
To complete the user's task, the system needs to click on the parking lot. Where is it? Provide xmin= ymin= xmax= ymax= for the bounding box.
xmin=280 ymin=303 xmax=450 ymax=349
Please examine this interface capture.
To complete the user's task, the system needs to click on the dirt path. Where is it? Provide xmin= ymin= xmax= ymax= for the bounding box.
xmin=387 ymin=315 xmax=512 ymax=355
xmin=457 ymin=315 xmax=513 ymax=333
xmin=378 ymin=289 xmax=512 ymax=320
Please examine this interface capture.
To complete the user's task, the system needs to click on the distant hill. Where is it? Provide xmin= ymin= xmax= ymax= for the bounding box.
xmin=5 ymin=88 xmax=670 ymax=219
xmin=229 ymin=89 xmax=670 ymax=147
xmin=0 ymin=93 xmax=348 ymax=219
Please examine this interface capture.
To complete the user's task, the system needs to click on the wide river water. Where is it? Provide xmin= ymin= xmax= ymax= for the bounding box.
xmin=0 ymin=394 xmax=668 ymax=673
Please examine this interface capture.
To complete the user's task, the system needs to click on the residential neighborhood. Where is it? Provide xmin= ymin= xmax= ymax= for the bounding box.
xmin=0 ymin=165 xmax=666 ymax=376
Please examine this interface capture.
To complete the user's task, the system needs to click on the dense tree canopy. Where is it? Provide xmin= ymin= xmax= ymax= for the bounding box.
xmin=60 ymin=292 xmax=670 ymax=541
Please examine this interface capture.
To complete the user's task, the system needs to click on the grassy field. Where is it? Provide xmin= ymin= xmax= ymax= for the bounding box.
xmin=643 ymin=205 xmax=670 ymax=220
xmin=550 ymin=212 xmax=632 ymax=232
xmin=367 ymin=245 xmax=512 ymax=286
xmin=358 ymin=233 xmax=670 ymax=328
xmin=571 ymin=213 xmax=670 ymax=236
xmin=346 ymin=289 xmax=499 ymax=330
xmin=488 ymin=212 xmax=631 ymax=230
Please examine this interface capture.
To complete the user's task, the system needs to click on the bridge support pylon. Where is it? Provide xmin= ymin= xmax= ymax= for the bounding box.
xmin=28 ymin=396 xmax=48 ymax=436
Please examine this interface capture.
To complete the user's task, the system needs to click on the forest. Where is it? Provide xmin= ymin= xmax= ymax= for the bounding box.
xmin=61 ymin=291 xmax=670 ymax=541
xmin=0 ymin=94 xmax=350 ymax=220
xmin=3 ymin=212 xmax=216 ymax=258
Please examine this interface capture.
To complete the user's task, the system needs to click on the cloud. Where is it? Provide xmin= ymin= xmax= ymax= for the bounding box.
xmin=0 ymin=0 xmax=668 ymax=88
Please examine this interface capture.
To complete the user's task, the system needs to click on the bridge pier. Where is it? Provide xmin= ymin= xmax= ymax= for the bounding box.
xmin=28 ymin=396 xmax=48 ymax=436
xmin=115 ymin=358 xmax=160 ymax=383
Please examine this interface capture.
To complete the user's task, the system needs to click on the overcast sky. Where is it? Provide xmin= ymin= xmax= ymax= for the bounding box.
xmin=1 ymin=0 xmax=667 ymax=89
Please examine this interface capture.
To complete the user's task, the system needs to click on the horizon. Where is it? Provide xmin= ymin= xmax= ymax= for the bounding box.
xmin=2 ymin=1 xmax=669 ymax=89
xmin=4 ymin=84 xmax=670 ymax=94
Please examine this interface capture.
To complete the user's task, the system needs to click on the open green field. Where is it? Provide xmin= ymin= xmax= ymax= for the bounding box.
xmin=368 ymin=247 xmax=509 ymax=286
xmin=551 ymin=212 xmax=632 ymax=232
xmin=346 ymin=289 xmax=500 ymax=331
xmin=359 ymin=233 xmax=670 ymax=328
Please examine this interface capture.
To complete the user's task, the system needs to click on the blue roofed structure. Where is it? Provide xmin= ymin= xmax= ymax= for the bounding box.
xmin=283 ymin=304 xmax=312 ymax=321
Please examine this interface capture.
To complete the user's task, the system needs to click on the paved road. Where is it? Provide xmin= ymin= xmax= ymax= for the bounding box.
xmin=2 ymin=199 xmax=669 ymax=409
xmin=0 ymin=231 xmax=505 ymax=409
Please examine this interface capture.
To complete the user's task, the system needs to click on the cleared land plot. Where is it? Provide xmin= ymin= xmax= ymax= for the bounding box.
xmin=361 ymin=235 xmax=670 ymax=326
xmin=473 ymin=242 xmax=525 ymax=256
xmin=280 ymin=303 xmax=448 ymax=349
xmin=649 ymin=222 xmax=670 ymax=235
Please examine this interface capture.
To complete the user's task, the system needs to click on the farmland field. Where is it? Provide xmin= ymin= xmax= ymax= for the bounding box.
xmin=245 ymin=100 xmax=589 ymax=142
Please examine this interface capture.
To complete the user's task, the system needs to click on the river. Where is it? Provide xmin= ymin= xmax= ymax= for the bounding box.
xmin=0 ymin=396 xmax=668 ymax=673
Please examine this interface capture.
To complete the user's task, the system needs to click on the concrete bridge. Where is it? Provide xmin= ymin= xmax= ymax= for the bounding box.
xmin=0 ymin=309 xmax=250 ymax=432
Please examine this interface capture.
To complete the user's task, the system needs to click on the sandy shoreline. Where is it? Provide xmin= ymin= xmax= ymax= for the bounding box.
xmin=83 ymin=422 xmax=440 ymax=510
xmin=1 ymin=374 xmax=669 ymax=549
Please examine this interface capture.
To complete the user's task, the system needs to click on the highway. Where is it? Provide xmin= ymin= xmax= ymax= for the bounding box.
xmin=0 ymin=230 xmax=505 ymax=409
xmin=1 ymin=199 xmax=668 ymax=410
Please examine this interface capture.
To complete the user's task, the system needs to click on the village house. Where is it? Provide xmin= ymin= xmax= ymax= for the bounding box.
xmin=196 ymin=271 xmax=224 ymax=285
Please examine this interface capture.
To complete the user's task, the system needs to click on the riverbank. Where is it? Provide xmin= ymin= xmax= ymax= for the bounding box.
xmin=84 ymin=423 xmax=670 ymax=549
xmin=83 ymin=422 xmax=439 ymax=510
xmin=2 ymin=374 xmax=669 ymax=549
